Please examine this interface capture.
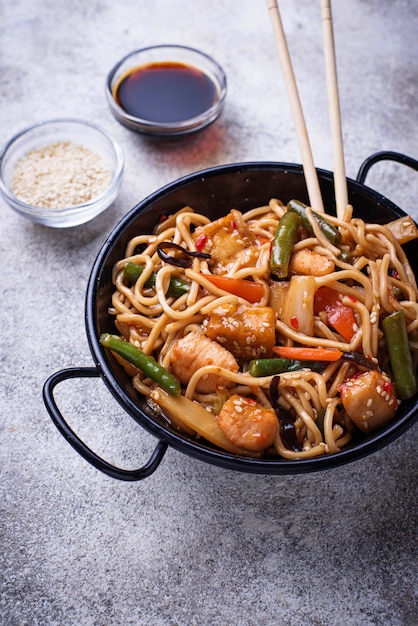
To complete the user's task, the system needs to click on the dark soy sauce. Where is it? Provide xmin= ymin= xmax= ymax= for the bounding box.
xmin=114 ymin=62 xmax=218 ymax=124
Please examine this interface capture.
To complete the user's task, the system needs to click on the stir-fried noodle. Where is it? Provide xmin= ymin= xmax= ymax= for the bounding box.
xmin=102 ymin=199 xmax=418 ymax=459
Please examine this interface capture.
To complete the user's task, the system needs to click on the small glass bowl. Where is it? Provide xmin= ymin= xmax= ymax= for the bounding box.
xmin=0 ymin=118 xmax=124 ymax=228
xmin=105 ymin=45 xmax=227 ymax=137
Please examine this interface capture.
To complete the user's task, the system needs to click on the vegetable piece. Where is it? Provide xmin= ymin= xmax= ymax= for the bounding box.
xmin=282 ymin=275 xmax=316 ymax=336
xmin=100 ymin=333 xmax=181 ymax=397
xmin=202 ymin=274 xmax=264 ymax=303
xmin=315 ymin=408 xmax=326 ymax=437
xmin=268 ymin=280 xmax=289 ymax=316
xmin=149 ymin=388 xmax=257 ymax=456
xmin=249 ymin=358 xmax=293 ymax=376
xmin=157 ymin=241 xmax=210 ymax=268
xmin=213 ymin=388 xmax=230 ymax=415
xmin=341 ymin=351 xmax=379 ymax=371
xmin=287 ymin=199 xmax=341 ymax=246
xmin=270 ymin=376 xmax=301 ymax=451
xmin=123 ymin=261 xmax=149 ymax=283
xmin=338 ymin=249 xmax=353 ymax=264
xmin=314 ymin=286 xmax=357 ymax=341
xmin=382 ymin=310 xmax=418 ymax=400
xmin=270 ymin=210 xmax=301 ymax=278
xmin=249 ymin=358 xmax=313 ymax=377
xmin=273 ymin=346 xmax=343 ymax=361
xmin=123 ymin=261 xmax=190 ymax=298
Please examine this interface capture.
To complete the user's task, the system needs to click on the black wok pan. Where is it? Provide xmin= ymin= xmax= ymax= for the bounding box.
xmin=43 ymin=151 xmax=418 ymax=480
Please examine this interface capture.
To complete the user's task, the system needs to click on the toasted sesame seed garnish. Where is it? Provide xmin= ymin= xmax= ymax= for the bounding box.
xmin=12 ymin=141 xmax=110 ymax=208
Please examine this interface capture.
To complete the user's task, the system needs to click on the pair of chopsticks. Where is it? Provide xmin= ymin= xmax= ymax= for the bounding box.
xmin=266 ymin=0 xmax=348 ymax=220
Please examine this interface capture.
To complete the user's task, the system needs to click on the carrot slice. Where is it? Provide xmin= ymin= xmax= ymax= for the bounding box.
xmin=273 ymin=346 xmax=343 ymax=361
xmin=202 ymin=274 xmax=264 ymax=303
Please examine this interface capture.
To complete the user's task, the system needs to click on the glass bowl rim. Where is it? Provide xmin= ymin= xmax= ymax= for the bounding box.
xmin=0 ymin=117 xmax=125 ymax=217
xmin=105 ymin=44 xmax=228 ymax=134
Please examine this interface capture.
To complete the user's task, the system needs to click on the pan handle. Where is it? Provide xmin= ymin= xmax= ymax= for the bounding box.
xmin=42 ymin=367 xmax=168 ymax=481
xmin=356 ymin=150 xmax=418 ymax=185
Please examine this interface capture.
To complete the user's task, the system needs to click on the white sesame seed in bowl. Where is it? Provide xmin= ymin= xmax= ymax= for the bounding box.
xmin=0 ymin=119 xmax=124 ymax=227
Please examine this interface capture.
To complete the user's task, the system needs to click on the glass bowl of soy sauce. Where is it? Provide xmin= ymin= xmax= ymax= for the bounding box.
xmin=105 ymin=45 xmax=227 ymax=137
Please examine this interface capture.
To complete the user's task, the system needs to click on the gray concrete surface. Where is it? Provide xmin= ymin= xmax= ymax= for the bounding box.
xmin=1 ymin=1 xmax=417 ymax=625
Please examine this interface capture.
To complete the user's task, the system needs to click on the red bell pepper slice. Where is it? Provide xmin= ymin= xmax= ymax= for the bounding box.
xmin=314 ymin=286 xmax=357 ymax=342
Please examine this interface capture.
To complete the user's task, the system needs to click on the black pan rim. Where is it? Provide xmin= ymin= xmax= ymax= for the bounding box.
xmin=84 ymin=161 xmax=418 ymax=474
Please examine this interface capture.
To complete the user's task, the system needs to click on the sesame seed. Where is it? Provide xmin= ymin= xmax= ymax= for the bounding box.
xmin=12 ymin=141 xmax=110 ymax=208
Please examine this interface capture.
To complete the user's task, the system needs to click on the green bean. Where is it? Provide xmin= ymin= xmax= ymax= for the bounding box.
xmin=123 ymin=261 xmax=190 ymax=298
xmin=270 ymin=211 xmax=301 ymax=279
xmin=123 ymin=261 xmax=150 ymax=284
xmin=248 ymin=358 xmax=320 ymax=377
xmin=99 ymin=333 xmax=181 ymax=397
xmin=287 ymin=199 xmax=341 ymax=246
xmin=249 ymin=358 xmax=292 ymax=377
xmin=338 ymin=249 xmax=353 ymax=264
xmin=382 ymin=310 xmax=418 ymax=400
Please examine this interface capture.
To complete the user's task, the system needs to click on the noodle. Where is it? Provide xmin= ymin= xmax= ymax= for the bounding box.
xmin=103 ymin=199 xmax=418 ymax=459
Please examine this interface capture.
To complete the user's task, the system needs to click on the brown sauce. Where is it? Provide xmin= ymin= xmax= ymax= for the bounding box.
xmin=113 ymin=62 xmax=218 ymax=124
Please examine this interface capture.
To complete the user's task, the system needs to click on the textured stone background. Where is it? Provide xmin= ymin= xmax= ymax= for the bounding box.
xmin=1 ymin=1 xmax=417 ymax=624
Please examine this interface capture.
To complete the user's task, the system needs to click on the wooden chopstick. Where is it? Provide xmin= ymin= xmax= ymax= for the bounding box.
xmin=265 ymin=0 xmax=325 ymax=214
xmin=320 ymin=0 xmax=349 ymax=220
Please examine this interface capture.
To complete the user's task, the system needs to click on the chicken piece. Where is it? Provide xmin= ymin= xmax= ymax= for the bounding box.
xmin=217 ymin=394 xmax=278 ymax=452
xmin=193 ymin=209 xmax=260 ymax=274
xmin=288 ymin=248 xmax=335 ymax=276
xmin=385 ymin=215 xmax=418 ymax=244
xmin=205 ymin=301 xmax=276 ymax=359
xmin=170 ymin=331 xmax=239 ymax=393
xmin=339 ymin=369 xmax=399 ymax=433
